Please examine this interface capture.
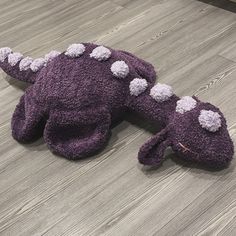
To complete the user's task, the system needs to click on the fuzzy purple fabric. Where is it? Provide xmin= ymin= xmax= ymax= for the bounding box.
xmin=0 ymin=43 xmax=234 ymax=168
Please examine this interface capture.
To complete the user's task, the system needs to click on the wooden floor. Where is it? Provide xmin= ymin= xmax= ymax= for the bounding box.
xmin=0 ymin=0 xmax=236 ymax=235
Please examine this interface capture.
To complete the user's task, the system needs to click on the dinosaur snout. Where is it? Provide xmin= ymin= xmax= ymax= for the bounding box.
xmin=173 ymin=136 xmax=234 ymax=168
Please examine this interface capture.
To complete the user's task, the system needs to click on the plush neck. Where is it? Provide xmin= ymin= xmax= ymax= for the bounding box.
xmin=126 ymin=92 xmax=179 ymax=126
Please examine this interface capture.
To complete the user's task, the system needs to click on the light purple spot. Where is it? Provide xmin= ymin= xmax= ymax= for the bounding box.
xmin=198 ymin=110 xmax=221 ymax=132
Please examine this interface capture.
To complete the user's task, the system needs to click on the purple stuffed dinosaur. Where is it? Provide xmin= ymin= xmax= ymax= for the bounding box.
xmin=0 ymin=43 xmax=234 ymax=168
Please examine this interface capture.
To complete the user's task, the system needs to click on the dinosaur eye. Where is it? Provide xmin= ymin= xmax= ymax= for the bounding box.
xmin=111 ymin=60 xmax=129 ymax=78
xmin=198 ymin=110 xmax=221 ymax=132
xmin=176 ymin=96 xmax=197 ymax=114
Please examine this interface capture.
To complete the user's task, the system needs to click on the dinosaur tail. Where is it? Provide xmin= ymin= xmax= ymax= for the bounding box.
xmin=0 ymin=47 xmax=53 ymax=84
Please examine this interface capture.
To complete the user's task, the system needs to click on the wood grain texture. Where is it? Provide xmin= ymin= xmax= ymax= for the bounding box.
xmin=0 ymin=0 xmax=236 ymax=235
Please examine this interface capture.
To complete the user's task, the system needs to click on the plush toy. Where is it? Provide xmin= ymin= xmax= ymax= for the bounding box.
xmin=0 ymin=43 xmax=234 ymax=168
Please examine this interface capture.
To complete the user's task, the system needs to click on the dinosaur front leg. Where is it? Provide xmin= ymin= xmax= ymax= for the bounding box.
xmin=138 ymin=126 xmax=171 ymax=165
xmin=44 ymin=106 xmax=111 ymax=160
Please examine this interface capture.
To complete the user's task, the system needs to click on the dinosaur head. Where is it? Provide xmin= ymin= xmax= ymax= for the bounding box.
xmin=170 ymin=96 xmax=234 ymax=168
xmin=138 ymin=96 xmax=234 ymax=169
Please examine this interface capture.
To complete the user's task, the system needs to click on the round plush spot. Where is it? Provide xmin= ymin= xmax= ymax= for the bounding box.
xmin=129 ymin=78 xmax=148 ymax=96
xmin=0 ymin=47 xmax=12 ymax=62
xmin=90 ymin=46 xmax=111 ymax=61
xmin=65 ymin=44 xmax=85 ymax=58
xmin=8 ymin=52 xmax=23 ymax=66
xmin=198 ymin=110 xmax=221 ymax=132
xmin=111 ymin=60 xmax=129 ymax=78
xmin=150 ymin=83 xmax=173 ymax=102
xmin=45 ymin=50 xmax=61 ymax=63
xmin=19 ymin=57 xmax=33 ymax=71
xmin=30 ymin=58 xmax=46 ymax=72
xmin=176 ymin=96 xmax=197 ymax=114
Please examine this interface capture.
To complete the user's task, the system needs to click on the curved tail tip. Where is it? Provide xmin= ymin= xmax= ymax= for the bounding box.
xmin=0 ymin=47 xmax=12 ymax=62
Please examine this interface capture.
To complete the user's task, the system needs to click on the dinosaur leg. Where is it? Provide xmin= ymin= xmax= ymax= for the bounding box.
xmin=138 ymin=126 xmax=171 ymax=166
xmin=44 ymin=106 xmax=111 ymax=159
xmin=11 ymin=89 xmax=46 ymax=142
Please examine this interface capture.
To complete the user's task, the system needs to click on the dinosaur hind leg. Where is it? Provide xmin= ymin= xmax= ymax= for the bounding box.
xmin=11 ymin=90 xmax=46 ymax=142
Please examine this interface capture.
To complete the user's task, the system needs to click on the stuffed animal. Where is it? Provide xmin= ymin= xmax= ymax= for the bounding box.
xmin=0 ymin=43 xmax=234 ymax=168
